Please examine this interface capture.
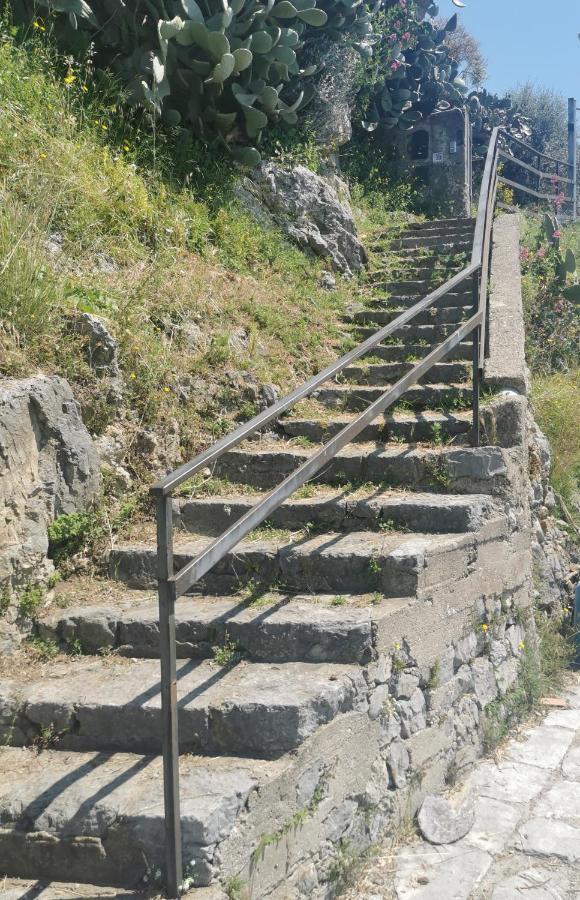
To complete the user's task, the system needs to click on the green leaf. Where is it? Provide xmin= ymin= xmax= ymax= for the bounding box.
xmin=445 ymin=13 xmax=458 ymax=32
xmin=232 ymin=146 xmax=261 ymax=167
xmin=181 ymin=0 xmax=205 ymax=23
xmin=186 ymin=21 xmax=210 ymax=49
xmin=207 ymin=31 xmax=230 ymax=59
xmin=159 ymin=16 xmax=184 ymax=39
xmin=296 ymin=7 xmax=327 ymax=25
xmin=250 ymin=31 xmax=273 ymax=53
xmin=270 ymin=0 xmax=298 ymax=17
xmin=208 ymin=52 xmax=235 ymax=82
xmin=233 ymin=47 xmax=253 ymax=71
xmin=565 ymin=248 xmax=577 ymax=274
xmin=562 ymin=284 xmax=580 ymax=303
xmin=260 ymin=85 xmax=280 ymax=111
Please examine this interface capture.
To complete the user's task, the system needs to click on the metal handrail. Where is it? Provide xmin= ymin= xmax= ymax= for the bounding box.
xmin=502 ymin=130 xmax=574 ymax=169
xmin=150 ymin=122 xmax=570 ymax=898
xmin=498 ymin=149 xmax=574 ymax=186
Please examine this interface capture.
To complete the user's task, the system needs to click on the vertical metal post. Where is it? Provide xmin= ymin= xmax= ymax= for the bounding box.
xmin=471 ymin=275 xmax=480 ymax=448
xmin=156 ymin=494 xmax=182 ymax=899
xmin=568 ymin=98 xmax=577 ymax=221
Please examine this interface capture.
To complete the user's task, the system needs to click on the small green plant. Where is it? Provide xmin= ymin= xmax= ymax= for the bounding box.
xmin=0 ymin=591 xmax=11 ymax=616
xmin=425 ymin=457 xmax=451 ymax=489
xmin=370 ymin=592 xmax=383 ymax=605
xmin=331 ymin=595 xmax=347 ymax=607
xmin=47 ymin=511 xmax=100 ymax=566
xmin=426 ymin=659 xmax=440 ymax=691
xmin=225 ymin=876 xmax=248 ymax=900
xmin=26 ymin=636 xmax=59 ymax=661
xmin=34 ymin=722 xmax=61 ymax=751
xmin=431 ymin=422 xmax=444 ymax=446
xmin=18 ymin=584 xmax=45 ymax=620
xmin=212 ymin=632 xmax=242 ymax=667
xmin=66 ymin=637 xmax=84 ymax=657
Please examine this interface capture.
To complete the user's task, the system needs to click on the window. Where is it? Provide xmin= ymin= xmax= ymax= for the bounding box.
xmin=410 ymin=130 xmax=429 ymax=161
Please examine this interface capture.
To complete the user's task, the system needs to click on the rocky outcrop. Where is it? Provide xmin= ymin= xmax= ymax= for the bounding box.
xmin=0 ymin=376 xmax=99 ymax=645
xmin=240 ymin=162 xmax=367 ymax=274
xmin=305 ymin=38 xmax=362 ymax=148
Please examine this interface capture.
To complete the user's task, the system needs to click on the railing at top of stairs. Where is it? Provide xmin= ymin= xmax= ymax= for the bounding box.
xmin=149 ymin=125 xmax=576 ymax=898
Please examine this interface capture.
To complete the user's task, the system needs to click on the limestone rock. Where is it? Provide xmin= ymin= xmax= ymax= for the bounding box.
xmin=0 ymin=375 xmax=100 ymax=594
xmin=244 ymin=163 xmax=367 ymax=274
xmin=304 ymin=38 xmax=362 ymax=147
xmin=418 ymin=792 xmax=475 ymax=845
xmin=76 ymin=313 xmax=120 ymax=378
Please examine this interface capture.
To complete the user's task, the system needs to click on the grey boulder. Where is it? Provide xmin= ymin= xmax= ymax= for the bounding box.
xmin=418 ymin=792 xmax=475 ymax=845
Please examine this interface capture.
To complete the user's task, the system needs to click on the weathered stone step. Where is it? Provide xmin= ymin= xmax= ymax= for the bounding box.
xmin=366 ymin=342 xmax=472 ymax=363
xmin=174 ymin=490 xmax=495 ymax=537
xmin=404 ymin=216 xmax=475 ymax=230
xmin=107 ymin=527 xmax=497 ymax=599
xmin=385 ymin=243 xmax=471 ymax=258
xmin=352 ymin=306 xmax=469 ymax=327
xmin=0 ymin=746 xmax=279 ymax=888
xmin=40 ymin=592 xmax=415 ymax=663
xmin=380 ymin=280 xmax=473 ymax=296
xmin=213 ymin=442 xmax=508 ymax=494
xmin=280 ymin=409 xmax=472 ymax=443
xmin=342 ymin=361 xmax=469 ymax=386
xmin=383 ymin=265 xmax=465 ymax=281
xmin=315 ymin=382 xmax=471 ymax=412
xmin=366 ymin=292 xmax=472 ymax=309
xmin=391 ymin=235 xmax=473 ymax=250
xmin=2 ymin=657 xmax=367 ymax=757
xmin=353 ymin=322 xmax=470 ymax=344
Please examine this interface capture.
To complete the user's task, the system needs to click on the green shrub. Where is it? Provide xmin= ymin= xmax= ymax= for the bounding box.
xmin=18 ymin=584 xmax=45 ymax=620
xmin=47 ymin=511 xmax=100 ymax=565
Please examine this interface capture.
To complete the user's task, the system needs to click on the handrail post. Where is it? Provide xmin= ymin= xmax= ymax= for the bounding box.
xmin=156 ymin=493 xmax=183 ymax=899
xmin=471 ymin=274 xmax=480 ymax=448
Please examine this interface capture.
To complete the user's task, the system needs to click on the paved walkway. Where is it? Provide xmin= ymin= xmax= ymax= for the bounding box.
xmin=347 ymin=673 xmax=580 ymax=900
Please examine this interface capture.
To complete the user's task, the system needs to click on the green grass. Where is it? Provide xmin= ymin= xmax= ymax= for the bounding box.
xmin=0 ymin=31 xmax=362 ymax=470
xmin=532 ymin=371 xmax=580 ymax=527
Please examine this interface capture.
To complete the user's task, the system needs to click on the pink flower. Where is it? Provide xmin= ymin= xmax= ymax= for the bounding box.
xmin=519 ymin=247 xmax=530 ymax=261
xmin=399 ymin=0 xmax=407 ymax=7
xmin=553 ymin=299 xmax=565 ymax=313
xmin=553 ymin=230 xmax=562 ymax=238
xmin=388 ymin=33 xmax=397 ymax=41
xmin=537 ymin=247 xmax=546 ymax=258
xmin=391 ymin=61 xmax=400 ymax=72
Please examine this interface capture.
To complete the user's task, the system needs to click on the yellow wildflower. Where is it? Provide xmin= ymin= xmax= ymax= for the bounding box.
xmin=163 ymin=386 xmax=170 ymax=393
xmin=64 ymin=70 xmax=76 ymax=86
xmin=33 ymin=20 xmax=45 ymax=31
xmin=518 ymin=641 xmax=525 ymax=651
xmin=39 ymin=152 xmax=47 ymax=160
xmin=82 ymin=85 xmax=88 ymax=93
xmin=481 ymin=623 xmax=488 ymax=633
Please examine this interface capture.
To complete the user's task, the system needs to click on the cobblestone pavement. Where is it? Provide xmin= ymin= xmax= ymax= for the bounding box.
xmin=346 ymin=673 xmax=580 ymax=900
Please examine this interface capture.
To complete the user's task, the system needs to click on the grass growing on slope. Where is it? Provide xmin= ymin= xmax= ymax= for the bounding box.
xmin=532 ymin=371 xmax=580 ymax=526
xmin=0 ymin=29 xmax=361 ymax=473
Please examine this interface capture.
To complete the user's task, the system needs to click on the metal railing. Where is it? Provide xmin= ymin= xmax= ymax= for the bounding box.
xmin=148 ymin=124 xmax=569 ymax=897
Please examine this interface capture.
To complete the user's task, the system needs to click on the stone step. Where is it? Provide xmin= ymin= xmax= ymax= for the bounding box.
xmin=0 ymin=878 xmax=160 ymax=899
xmin=2 ymin=656 xmax=367 ymax=757
xmin=366 ymin=292 xmax=472 ymax=309
xmin=174 ymin=490 xmax=495 ymax=537
xmin=107 ymin=527 xmax=495 ymax=599
xmin=352 ymin=306 xmax=470 ymax=327
xmin=0 ymin=746 xmax=278 ymax=888
xmin=314 ymin=382 xmax=471 ymax=412
xmin=380 ymin=280 xmax=473 ymax=296
xmin=212 ymin=442 xmax=507 ymax=494
xmin=341 ymin=361 xmax=470 ymax=386
xmin=383 ymin=265 xmax=465 ymax=281
xmin=366 ymin=342 xmax=472 ymax=363
xmin=404 ymin=217 xmax=475 ymax=230
xmin=40 ymin=590 xmax=415 ymax=663
xmin=385 ymin=242 xmax=471 ymax=258
xmin=391 ymin=235 xmax=473 ymax=250
xmin=353 ymin=322 xmax=471 ymax=344
xmin=280 ymin=409 xmax=472 ymax=443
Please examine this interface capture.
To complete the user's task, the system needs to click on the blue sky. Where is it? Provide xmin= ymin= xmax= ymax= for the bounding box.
xmin=437 ymin=0 xmax=580 ymax=101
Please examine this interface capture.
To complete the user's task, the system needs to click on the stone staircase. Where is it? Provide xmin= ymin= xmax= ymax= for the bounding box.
xmin=0 ymin=216 xmax=522 ymax=898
